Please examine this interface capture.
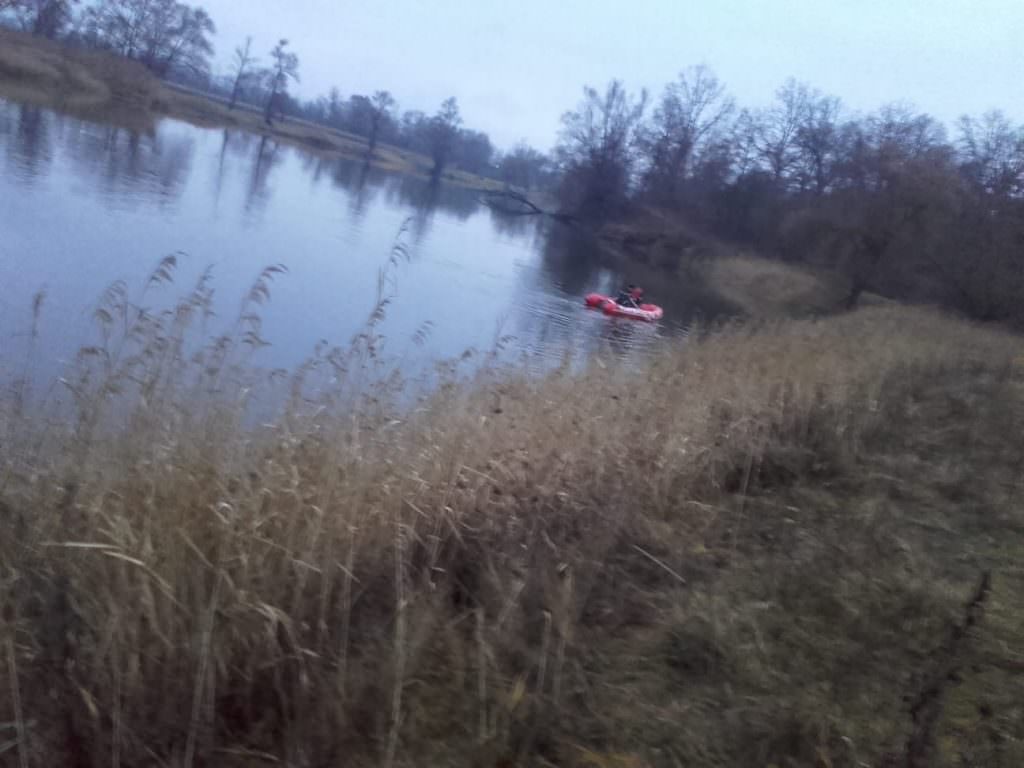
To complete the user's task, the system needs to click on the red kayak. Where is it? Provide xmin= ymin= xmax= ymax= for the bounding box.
xmin=584 ymin=293 xmax=664 ymax=322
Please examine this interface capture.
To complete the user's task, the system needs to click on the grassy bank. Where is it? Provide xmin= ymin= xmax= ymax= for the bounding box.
xmin=1 ymin=262 xmax=1023 ymax=766
xmin=153 ymin=83 xmax=500 ymax=187
xmin=596 ymin=208 xmax=849 ymax=318
xmin=0 ymin=26 xmax=157 ymax=128
xmin=0 ymin=28 xmax=500 ymax=189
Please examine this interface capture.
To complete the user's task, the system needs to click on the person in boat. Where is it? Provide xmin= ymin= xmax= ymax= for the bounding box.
xmin=615 ymin=285 xmax=644 ymax=308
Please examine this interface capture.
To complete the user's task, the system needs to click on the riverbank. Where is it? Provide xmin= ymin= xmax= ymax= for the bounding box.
xmin=2 ymin=269 xmax=1022 ymax=765
xmin=0 ymin=27 xmax=501 ymax=189
xmin=154 ymin=82 xmax=502 ymax=188
xmin=0 ymin=25 xmax=156 ymax=124
xmin=593 ymin=207 xmax=851 ymax=318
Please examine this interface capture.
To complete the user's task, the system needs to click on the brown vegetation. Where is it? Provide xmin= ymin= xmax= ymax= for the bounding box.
xmin=0 ymin=25 xmax=155 ymax=115
xmin=1 ymin=259 xmax=1023 ymax=767
xmin=700 ymin=254 xmax=849 ymax=317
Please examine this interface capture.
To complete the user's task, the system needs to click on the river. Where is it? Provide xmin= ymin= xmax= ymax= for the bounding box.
xmin=0 ymin=99 xmax=730 ymax=387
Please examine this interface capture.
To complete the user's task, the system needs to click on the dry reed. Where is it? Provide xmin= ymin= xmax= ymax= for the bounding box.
xmin=1 ymin=250 xmax=1023 ymax=767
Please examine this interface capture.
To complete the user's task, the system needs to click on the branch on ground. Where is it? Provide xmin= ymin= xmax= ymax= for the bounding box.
xmin=899 ymin=570 xmax=992 ymax=768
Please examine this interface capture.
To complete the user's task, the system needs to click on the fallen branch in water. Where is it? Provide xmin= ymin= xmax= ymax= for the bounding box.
xmin=480 ymin=190 xmax=578 ymax=223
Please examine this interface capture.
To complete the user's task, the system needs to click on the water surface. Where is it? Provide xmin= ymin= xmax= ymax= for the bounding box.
xmin=0 ymin=99 xmax=730 ymax=385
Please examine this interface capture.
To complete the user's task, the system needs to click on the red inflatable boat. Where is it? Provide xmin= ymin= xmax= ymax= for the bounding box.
xmin=584 ymin=293 xmax=664 ymax=322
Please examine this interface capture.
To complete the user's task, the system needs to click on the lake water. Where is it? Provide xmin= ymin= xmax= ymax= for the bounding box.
xmin=0 ymin=99 xmax=729 ymax=386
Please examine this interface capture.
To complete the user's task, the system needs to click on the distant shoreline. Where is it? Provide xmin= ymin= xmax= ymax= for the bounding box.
xmin=0 ymin=27 xmax=853 ymax=322
xmin=0 ymin=26 xmax=502 ymax=191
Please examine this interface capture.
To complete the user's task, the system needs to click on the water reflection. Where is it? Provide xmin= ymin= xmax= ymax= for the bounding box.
xmin=0 ymin=98 xmax=733 ymax=392
xmin=405 ymin=178 xmax=442 ymax=243
xmin=211 ymin=129 xmax=230 ymax=205
xmin=299 ymin=151 xmax=331 ymax=187
xmin=153 ymin=133 xmax=194 ymax=202
xmin=245 ymin=136 xmax=283 ymax=215
xmin=2 ymin=103 xmax=53 ymax=178
xmin=330 ymin=158 xmax=377 ymax=225
xmin=1 ymin=103 xmax=201 ymax=208
xmin=487 ymin=207 xmax=542 ymax=240
xmin=505 ymin=221 xmax=675 ymax=369
xmin=539 ymin=224 xmax=604 ymax=296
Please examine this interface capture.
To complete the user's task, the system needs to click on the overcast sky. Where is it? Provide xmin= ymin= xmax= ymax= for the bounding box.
xmin=196 ymin=0 xmax=1024 ymax=151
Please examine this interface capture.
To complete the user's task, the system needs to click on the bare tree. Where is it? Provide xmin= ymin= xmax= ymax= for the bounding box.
xmin=344 ymin=94 xmax=374 ymax=134
xmin=366 ymin=90 xmax=396 ymax=157
xmin=788 ymin=107 xmax=952 ymax=306
xmin=555 ymin=79 xmax=647 ymax=217
xmin=153 ymin=4 xmax=214 ymax=76
xmin=794 ymin=90 xmax=842 ymax=195
xmin=640 ymin=65 xmax=734 ymax=206
xmin=937 ymin=192 xmax=1024 ymax=322
xmin=327 ymin=87 xmax=343 ymax=127
xmin=428 ymin=96 xmax=462 ymax=180
xmin=453 ymin=129 xmax=493 ymax=176
xmin=956 ymin=110 xmax=1024 ymax=198
xmin=397 ymin=109 xmax=428 ymax=153
xmin=499 ymin=143 xmax=550 ymax=191
xmin=932 ymin=111 xmax=1024 ymax=321
xmin=81 ymin=0 xmax=143 ymax=57
xmin=228 ymin=36 xmax=258 ymax=110
xmin=738 ymin=79 xmax=811 ymax=185
xmin=263 ymin=38 xmax=299 ymax=126
xmin=5 ymin=0 xmax=78 ymax=38
xmin=82 ymin=0 xmax=214 ymax=76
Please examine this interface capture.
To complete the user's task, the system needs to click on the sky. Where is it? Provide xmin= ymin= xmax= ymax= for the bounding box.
xmin=196 ymin=0 xmax=1024 ymax=151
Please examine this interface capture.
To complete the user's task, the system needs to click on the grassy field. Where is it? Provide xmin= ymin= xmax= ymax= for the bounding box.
xmin=1 ymin=257 xmax=1022 ymax=767
xmin=0 ymin=27 xmax=501 ymax=189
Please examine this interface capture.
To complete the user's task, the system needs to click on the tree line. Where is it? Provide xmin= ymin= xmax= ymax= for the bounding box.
xmin=553 ymin=70 xmax=1024 ymax=324
xmin=1 ymin=0 xmax=214 ymax=74
xmin=0 ymin=0 xmax=552 ymax=183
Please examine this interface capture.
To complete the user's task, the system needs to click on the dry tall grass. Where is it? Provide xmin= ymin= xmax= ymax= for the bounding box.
xmin=2 ymin=256 xmax=1024 ymax=767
